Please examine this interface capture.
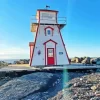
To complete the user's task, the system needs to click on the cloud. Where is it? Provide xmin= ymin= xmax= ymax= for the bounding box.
xmin=0 ymin=43 xmax=29 ymax=59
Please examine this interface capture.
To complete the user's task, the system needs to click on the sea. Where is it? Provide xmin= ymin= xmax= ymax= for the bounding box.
xmin=0 ymin=59 xmax=29 ymax=64
xmin=0 ymin=57 xmax=97 ymax=64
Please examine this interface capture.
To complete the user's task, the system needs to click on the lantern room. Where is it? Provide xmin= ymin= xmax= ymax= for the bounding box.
xmin=30 ymin=9 xmax=66 ymax=32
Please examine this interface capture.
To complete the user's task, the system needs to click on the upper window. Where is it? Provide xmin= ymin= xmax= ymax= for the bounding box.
xmin=44 ymin=26 xmax=54 ymax=36
xmin=47 ymin=30 xmax=51 ymax=35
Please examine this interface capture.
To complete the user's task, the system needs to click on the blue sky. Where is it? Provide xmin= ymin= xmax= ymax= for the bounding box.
xmin=0 ymin=0 xmax=100 ymax=59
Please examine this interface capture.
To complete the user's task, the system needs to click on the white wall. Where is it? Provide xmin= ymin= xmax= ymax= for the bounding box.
xmin=31 ymin=25 xmax=69 ymax=66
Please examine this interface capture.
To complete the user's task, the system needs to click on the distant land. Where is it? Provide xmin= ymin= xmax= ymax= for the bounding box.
xmin=0 ymin=57 xmax=98 ymax=64
xmin=0 ymin=59 xmax=29 ymax=64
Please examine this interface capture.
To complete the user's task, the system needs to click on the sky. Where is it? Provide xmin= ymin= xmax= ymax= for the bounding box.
xmin=0 ymin=0 xmax=100 ymax=59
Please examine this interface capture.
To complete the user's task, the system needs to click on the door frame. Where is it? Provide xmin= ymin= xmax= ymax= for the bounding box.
xmin=43 ymin=39 xmax=57 ymax=66
xmin=47 ymin=48 xmax=55 ymax=65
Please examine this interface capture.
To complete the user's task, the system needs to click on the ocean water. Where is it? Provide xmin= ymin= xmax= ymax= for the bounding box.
xmin=0 ymin=57 xmax=98 ymax=64
xmin=0 ymin=59 xmax=29 ymax=64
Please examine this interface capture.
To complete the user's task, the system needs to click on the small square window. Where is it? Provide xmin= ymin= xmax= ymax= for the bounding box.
xmin=47 ymin=30 xmax=51 ymax=35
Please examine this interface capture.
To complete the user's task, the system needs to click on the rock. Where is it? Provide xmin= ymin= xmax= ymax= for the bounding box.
xmin=80 ymin=57 xmax=84 ymax=63
xmin=89 ymin=57 xmax=100 ymax=65
xmin=90 ymin=59 xmax=96 ymax=64
xmin=90 ymin=97 xmax=100 ymax=100
xmin=82 ymin=57 xmax=91 ymax=64
xmin=71 ymin=57 xmax=81 ymax=63
xmin=13 ymin=59 xmax=29 ymax=64
xmin=75 ymin=57 xmax=81 ymax=63
xmin=71 ymin=57 xmax=76 ymax=63
xmin=19 ymin=60 xmax=24 ymax=64
xmin=0 ymin=61 xmax=8 ymax=67
xmin=49 ymin=73 xmax=100 ymax=100
xmin=96 ymin=61 xmax=100 ymax=65
xmin=91 ymin=86 xmax=97 ymax=91
xmin=80 ymin=78 xmax=83 ymax=81
xmin=0 ymin=72 xmax=58 ymax=100
xmin=73 ymin=83 xmax=77 ymax=87
xmin=95 ymin=91 xmax=100 ymax=97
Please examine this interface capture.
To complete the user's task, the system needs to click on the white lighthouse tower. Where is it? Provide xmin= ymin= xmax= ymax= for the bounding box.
xmin=29 ymin=7 xmax=70 ymax=66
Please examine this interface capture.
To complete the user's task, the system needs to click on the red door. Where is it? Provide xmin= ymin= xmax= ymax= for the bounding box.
xmin=47 ymin=48 xmax=55 ymax=65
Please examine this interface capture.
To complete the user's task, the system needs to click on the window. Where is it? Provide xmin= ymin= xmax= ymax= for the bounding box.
xmin=44 ymin=26 xmax=54 ymax=36
xmin=48 ymin=49 xmax=53 ymax=57
xmin=47 ymin=30 xmax=51 ymax=35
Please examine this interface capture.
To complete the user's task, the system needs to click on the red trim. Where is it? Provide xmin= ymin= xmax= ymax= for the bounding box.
xmin=30 ymin=11 xmax=40 ymax=66
xmin=44 ymin=26 xmax=54 ymax=30
xmin=55 ymin=44 xmax=57 ymax=65
xmin=30 ymin=46 xmax=31 ymax=59
xmin=57 ymin=25 xmax=70 ymax=64
xmin=44 ymin=44 xmax=46 ymax=66
xmin=44 ymin=26 xmax=54 ymax=36
xmin=44 ymin=39 xmax=57 ymax=66
xmin=43 ymin=39 xmax=57 ymax=45
xmin=29 ymin=46 xmax=34 ymax=60
xmin=30 ymin=26 xmax=40 ymax=66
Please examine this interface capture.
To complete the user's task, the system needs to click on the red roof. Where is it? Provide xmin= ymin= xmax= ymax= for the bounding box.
xmin=29 ymin=42 xmax=35 ymax=46
xmin=44 ymin=26 xmax=54 ymax=30
xmin=43 ymin=39 xmax=57 ymax=45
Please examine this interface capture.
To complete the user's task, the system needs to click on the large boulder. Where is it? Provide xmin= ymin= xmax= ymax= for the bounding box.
xmin=71 ymin=57 xmax=81 ymax=63
xmin=0 ymin=61 xmax=8 ymax=67
xmin=80 ymin=57 xmax=84 ymax=63
xmin=82 ymin=57 xmax=91 ymax=64
xmin=0 ymin=72 xmax=59 ymax=100
xmin=96 ymin=60 xmax=100 ymax=65
xmin=90 ymin=58 xmax=97 ymax=64
xmin=71 ymin=57 xmax=76 ymax=63
xmin=75 ymin=57 xmax=81 ymax=63
xmin=90 ymin=57 xmax=100 ymax=65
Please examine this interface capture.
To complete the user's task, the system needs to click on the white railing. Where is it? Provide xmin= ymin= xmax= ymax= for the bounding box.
xmin=30 ymin=15 xmax=67 ymax=24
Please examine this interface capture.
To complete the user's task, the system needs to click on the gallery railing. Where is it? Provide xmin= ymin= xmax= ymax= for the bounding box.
xmin=30 ymin=15 xmax=67 ymax=25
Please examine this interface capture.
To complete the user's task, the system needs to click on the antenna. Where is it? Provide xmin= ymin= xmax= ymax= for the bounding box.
xmin=46 ymin=5 xmax=50 ymax=9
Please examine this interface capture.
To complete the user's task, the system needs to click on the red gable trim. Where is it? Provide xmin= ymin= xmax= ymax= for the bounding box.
xmin=30 ymin=11 xmax=40 ymax=66
xmin=44 ymin=26 xmax=54 ymax=36
xmin=43 ymin=39 xmax=57 ymax=45
xmin=57 ymin=25 xmax=70 ymax=64
xmin=44 ymin=26 xmax=54 ymax=30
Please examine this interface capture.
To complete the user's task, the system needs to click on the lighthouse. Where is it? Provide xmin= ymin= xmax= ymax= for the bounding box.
xmin=29 ymin=8 xmax=70 ymax=66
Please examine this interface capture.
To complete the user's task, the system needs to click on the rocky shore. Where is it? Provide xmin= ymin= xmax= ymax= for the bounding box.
xmin=49 ymin=73 xmax=100 ymax=100
xmin=70 ymin=57 xmax=100 ymax=65
xmin=1 ymin=57 xmax=100 ymax=68
xmin=0 ymin=70 xmax=99 ymax=100
xmin=0 ymin=59 xmax=30 ymax=67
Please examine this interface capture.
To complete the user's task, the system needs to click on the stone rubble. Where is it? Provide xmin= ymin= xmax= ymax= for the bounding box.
xmin=49 ymin=73 xmax=100 ymax=100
